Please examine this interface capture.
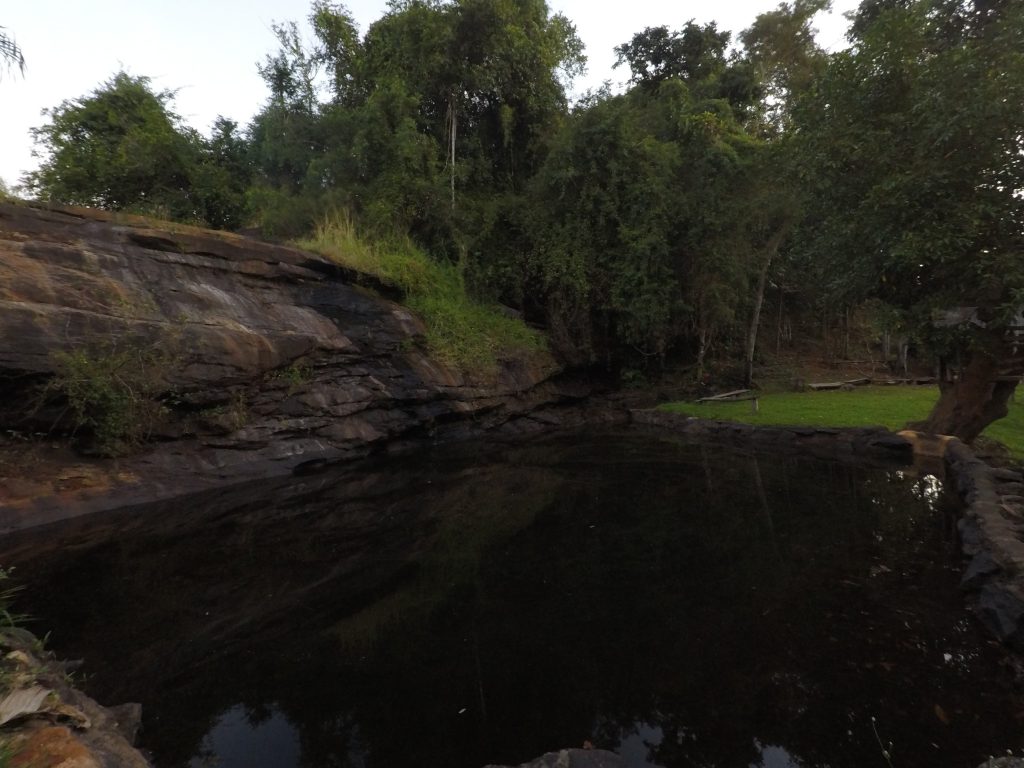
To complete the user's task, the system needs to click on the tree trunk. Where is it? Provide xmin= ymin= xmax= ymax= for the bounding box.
xmin=744 ymin=255 xmax=771 ymax=388
xmin=696 ymin=326 xmax=709 ymax=384
xmin=775 ymin=285 xmax=784 ymax=355
xmin=897 ymin=337 xmax=909 ymax=377
xmin=743 ymin=226 xmax=790 ymax=388
xmin=447 ymin=92 xmax=457 ymax=212
xmin=842 ymin=306 xmax=850 ymax=359
xmin=914 ymin=338 xmax=1019 ymax=442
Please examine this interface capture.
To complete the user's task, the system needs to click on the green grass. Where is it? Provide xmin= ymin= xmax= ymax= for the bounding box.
xmin=659 ymin=385 xmax=1024 ymax=457
xmin=297 ymin=212 xmax=551 ymax=376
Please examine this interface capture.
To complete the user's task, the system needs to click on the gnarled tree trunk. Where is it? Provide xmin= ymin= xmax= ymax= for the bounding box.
xmin=913 ymin=331 xmax=1020 ymax=442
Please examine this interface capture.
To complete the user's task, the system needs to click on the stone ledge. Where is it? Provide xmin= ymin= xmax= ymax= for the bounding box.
xmin=946 ymin=440 xmax=1024 ymax=652
xmin=629 ymin=409 xmax=914 ymax=465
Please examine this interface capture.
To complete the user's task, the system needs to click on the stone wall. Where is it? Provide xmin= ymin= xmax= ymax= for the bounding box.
xmin=947 ymin=440 xmax=1024 ymax=651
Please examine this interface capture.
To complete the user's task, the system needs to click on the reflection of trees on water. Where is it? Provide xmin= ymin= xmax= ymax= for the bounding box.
xmin=0 ymin=433 xmax=1016 ymax=768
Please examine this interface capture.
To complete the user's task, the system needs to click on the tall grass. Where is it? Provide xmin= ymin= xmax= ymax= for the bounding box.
xmin=298 ymin=212 xmax=551 ymax=376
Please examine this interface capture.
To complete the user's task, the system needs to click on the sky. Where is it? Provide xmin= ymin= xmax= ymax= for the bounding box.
xmin=0 ymin=0 xmax=859 ymax=188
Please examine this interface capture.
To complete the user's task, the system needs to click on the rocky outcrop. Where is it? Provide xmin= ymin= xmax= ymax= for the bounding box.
xmin=0 ymin=202 xmax=603 ymax=530
xmin=947 ymin=441 xmax=1024 ymax=652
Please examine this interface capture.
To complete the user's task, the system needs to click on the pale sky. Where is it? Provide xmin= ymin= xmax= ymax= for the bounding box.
xmin=0 ymin=0 xmax=858 ymax=188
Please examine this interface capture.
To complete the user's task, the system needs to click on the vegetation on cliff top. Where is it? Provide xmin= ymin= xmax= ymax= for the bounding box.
xmin=298 ymin=212 xmax=549 ymax=373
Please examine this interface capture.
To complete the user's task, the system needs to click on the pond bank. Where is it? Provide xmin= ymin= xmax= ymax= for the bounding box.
xmin=633 ymin=409 xmax=1024 ymax=669
xmin=0 ymin=626 xmax=146 ymax=767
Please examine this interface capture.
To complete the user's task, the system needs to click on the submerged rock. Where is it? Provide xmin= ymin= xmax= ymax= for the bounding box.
xmin=484 ymin=748 xmax=627 ymax=768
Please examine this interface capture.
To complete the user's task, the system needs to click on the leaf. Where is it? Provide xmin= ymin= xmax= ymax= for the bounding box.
xmin=0 ymin=685 xmax=51 ymax=726
xmin=934 ymin=704 xmax=950 ymax=725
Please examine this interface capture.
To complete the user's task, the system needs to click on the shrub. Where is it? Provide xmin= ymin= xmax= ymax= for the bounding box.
xmin=50 ymin=341 xmax=173 ymax=455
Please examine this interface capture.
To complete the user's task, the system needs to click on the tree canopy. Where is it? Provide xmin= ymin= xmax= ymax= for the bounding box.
xmin=21 ymin=0 xmax=1024 ymax=438
xmin=26 ymin=73 xmax=250 ymax=227
xmin=793 ymin=0 xmax=1024 ymax=438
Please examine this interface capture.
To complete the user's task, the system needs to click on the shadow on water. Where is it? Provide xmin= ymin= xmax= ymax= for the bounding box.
xmin=0 ymin=428 xmax=1020 ymax=768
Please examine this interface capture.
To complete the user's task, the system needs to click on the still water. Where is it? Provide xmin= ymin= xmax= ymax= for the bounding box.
xmin=0 ymin=429 xmax=1020 ymax=768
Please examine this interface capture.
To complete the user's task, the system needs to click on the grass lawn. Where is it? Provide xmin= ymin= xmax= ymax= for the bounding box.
xmin=658 ymin=385 xmax=1024 ymax=457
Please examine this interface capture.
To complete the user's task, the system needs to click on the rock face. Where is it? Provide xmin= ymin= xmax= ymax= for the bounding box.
xmin=0 ymin=202 xmax=600 ymax=529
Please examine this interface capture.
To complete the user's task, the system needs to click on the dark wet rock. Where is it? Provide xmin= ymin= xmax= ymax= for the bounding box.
xmin=946 ymin=439 xmax=1024 ymax=651
xmin=107 ymin=703 xmax=143 ymax=745
xmin=866 ymin=434 xmax=915 ymax=455
xmin=978 ymin=757 xmax=1024 ymax=768
xmin=959 ymin=517 xmax=986 ymax=556
xmin=291 ymin=457 xmax=332 ymax=476
xmin=484 ymin=749 xmax=627 ymax=768
xmin=992 ymin=468 xmax=1024 ymax=482
xmin=975 ymin=584 xmax=1024 ymax=651
xmin=962 ymin=551 xmax=1001 ymax=591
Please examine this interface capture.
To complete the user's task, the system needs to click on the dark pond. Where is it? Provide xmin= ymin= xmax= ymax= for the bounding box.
xmin=0 ymin=428 xmax=1021 ymax=768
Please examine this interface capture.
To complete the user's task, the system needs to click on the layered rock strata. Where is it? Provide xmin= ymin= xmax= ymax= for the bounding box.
xmin=0 ymin=202 xmax=597 ymax=529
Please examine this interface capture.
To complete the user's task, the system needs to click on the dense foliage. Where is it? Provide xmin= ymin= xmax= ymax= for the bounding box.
xmin=795 ymin=0 xmax=1024 ymax=326
xmin=22 ymin=0 xmax=1024 ymax=419
xmin=25 ymin=74 xmax=251 ymax=227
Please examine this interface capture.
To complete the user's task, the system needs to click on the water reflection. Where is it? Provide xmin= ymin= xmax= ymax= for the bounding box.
xmin=0 ymin=429 xmax=1019 ymax=768
xmin=615 ymin=722 xmax=666 ymax=767
xmin=192 ymin=706 xmax=300 ymax=768
xmin=749 ymin=740 xmax=805 ymax=768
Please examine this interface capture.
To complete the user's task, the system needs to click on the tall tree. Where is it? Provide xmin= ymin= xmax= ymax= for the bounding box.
xmin=739 ymin=0 xmax=831 ymax=133
xmin=247 ymin=0 xmax=584 ymax=248
xmin=614 ymin=21 xmax=761 ymax=118
xmin=733 ymin=1 xmax=832 ymax=386
xmin=25 ymin=73 xmax=199 ymax=218
xmin=527 ymin=80 xmax=760 ymax=368
xmin=794 ymin=0 xmax=1024 ymax=440
xmin=358 ymin=0 xmax=584 ymax=213
xmin=25 ymin=73 xmax=250 ymax=229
